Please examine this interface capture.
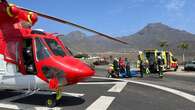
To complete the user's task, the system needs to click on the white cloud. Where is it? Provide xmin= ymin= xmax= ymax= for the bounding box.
xmin=165 ymin=0 xmax=186 ymax=11
xmin=107 ymin=0 xmax=146 ymax=15
xmin=163 ymin=0 xmax=187 ymax=17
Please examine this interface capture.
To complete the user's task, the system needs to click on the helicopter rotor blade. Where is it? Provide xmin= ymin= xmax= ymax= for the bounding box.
xmin=18 ymin=7 xmax=129 ymax=45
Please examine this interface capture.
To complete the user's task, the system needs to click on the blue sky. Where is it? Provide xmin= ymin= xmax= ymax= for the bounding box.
xmin=9 ymin=0 xmax=195 ymax=36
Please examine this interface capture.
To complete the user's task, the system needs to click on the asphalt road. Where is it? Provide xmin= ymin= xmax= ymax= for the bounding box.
xmin=96 ymin=65 xmax=195 ymax=95
xmin=0 ymin=66 xmax=194 ymax=110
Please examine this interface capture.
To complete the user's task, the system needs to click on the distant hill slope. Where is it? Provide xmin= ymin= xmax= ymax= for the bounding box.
xmin=122 ymin=23 xmax=195 ymax=49
xmin=121 ymin=23 xmax=195 ymax=59
xmin=60 ymin=22 xmax=195 ymax=59
xmin=61 ymin=31 xmax=128 ymax=53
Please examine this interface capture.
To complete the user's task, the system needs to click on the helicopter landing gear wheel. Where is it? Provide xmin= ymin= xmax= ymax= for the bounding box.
xmin=46 ymin=89 xmax=62 ymax=108
xmin=46 ymin=94 xmax=57 ymax=108
xmin=46 ymin=98 xmax=56 ymax=108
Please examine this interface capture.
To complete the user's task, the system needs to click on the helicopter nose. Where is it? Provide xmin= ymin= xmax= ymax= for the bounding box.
xmin=68 ymin=63 xmax=95 ymax=84
xmin=61 ymin=56 xmax=95 ymax=83
xmin=79 ymin=64 xmax=95 ymax=78
xmin=72 ymin=61 xmax=95 ymax=82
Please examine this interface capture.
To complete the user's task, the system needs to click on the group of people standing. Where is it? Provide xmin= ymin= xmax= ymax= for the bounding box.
xmin=137 ymin=52 xmax=164 ymax=78
xmin=107 ymin=57 xmax=131 ymax=78
xmin=107 ymin=53 xmax=164 ymax=78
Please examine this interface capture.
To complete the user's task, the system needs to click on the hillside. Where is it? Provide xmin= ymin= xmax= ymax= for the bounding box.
xmin=122 ymin=23 xmax=195 ymax=59
xmin=60 ymin=22 xmax=195 ymax=60
xmin=122 ymin=23 xmax=195 ymax=49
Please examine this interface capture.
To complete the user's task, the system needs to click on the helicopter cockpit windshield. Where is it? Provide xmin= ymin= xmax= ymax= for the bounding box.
xmin=44 ymin=38 xmax=66 ymax=57
xmin=35 ymin=38 xmax=50 ymax=61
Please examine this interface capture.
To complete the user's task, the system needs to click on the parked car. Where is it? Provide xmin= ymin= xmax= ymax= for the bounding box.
xmin=93 ymin=59 xmax=109 ymax=65
xmin=184 ymin=61 xmax=195 ymax=71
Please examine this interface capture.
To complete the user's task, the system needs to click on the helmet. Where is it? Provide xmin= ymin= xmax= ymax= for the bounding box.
xmin=109 ymin=64 xmax=114 ymax=67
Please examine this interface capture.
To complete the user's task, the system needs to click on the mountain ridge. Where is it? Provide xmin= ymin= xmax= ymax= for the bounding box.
xmin=60 ymin=22 xmax=195 ymax=60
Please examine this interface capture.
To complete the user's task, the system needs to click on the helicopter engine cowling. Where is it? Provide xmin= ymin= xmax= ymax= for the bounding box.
xmin=6 ymin=4 xmax=20 ymax=17
xmin=27 ymin=12 xmax=37 ymax=25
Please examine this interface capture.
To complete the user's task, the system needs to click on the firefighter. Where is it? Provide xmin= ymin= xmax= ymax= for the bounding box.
xmin=144 ymin=59 xmax=150 ymax=75
xmin=157 ymin=53 xmax=164 ymax=78
xmin=138 ymin=55 xmax=144 ymax=78
xmin=125 ymin=58 xmax=131 ymax=78
xmin=113 ymin=58 xmax=119 ymax=77
xmin=107 ymin=64 xmax=114 ymax=78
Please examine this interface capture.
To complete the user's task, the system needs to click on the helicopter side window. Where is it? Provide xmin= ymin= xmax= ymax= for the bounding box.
xmin=44 ymin=39 xmax=65 ymax=57
xmin=23 ymin=39 xmax=37 ymax=74
xmin=35 ymin=38 xmax=50 ymax=61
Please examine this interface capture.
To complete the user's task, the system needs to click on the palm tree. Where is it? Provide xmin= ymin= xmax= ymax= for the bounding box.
xmin=159 ymin=41 xmax=168 ymax=51
xmin=178 ymin=42 xmax=189 ymax=64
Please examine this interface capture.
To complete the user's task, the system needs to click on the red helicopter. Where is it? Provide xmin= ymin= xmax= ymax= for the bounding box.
xmin=0 ymin=0 xmax=128 ymax=107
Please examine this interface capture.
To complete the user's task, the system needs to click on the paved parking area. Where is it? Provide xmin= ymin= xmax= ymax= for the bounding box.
xmin=0 ymin=77 xmax=195 ymax=110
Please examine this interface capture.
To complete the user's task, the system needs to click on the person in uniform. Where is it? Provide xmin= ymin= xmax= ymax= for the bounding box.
xmin=113 ymin=58 xmax=119 ymax=77
xmin=157 ymin=53 xmax=164 ymax=78
xmin=125 ymin=58 xmax=131 ymax=78
xmin=138 ymin=55 xmax=144 ymax=78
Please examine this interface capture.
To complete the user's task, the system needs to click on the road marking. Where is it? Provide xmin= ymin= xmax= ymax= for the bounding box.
xmin=0 ymin=102 xmax=61 ymax=110
xmin=62 ymin=92 xmax=84 ymax=97
xmin=0 ymin=103 xmax=19 ymax=110
xmin=108 ymin=82 xmax=127 ymax=93
xmin=86 ymin=96 xmax=115 ymax=110
xmin=92 ymin=76 xmax=195 ymax=103
xmin=34 ymin=106 xmax=61 ymax=110
xmin=78 ymin=82 xmax=119 ymax=85
xmin=33 ymin=91 xmax=85 ymax=97
xmin=165 ymin=72 xmax=195 ymax=77
xmin=127 ymin=80 xmax=195 ymax=103
xmin=79 ymin=82 xmax=127 ymax=93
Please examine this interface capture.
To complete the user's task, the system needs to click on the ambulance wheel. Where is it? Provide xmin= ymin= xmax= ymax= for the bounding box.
xmin=174 ymin=66 xmax=178 ymax=71
xmin=46 ymin=95 xmax=57 ymax=108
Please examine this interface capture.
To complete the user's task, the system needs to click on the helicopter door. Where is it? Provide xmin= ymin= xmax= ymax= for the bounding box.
xmin=21 ymin=39 xmax=37 ymax=75
xmin=33 ymin=38 xmax=51 ymax=76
